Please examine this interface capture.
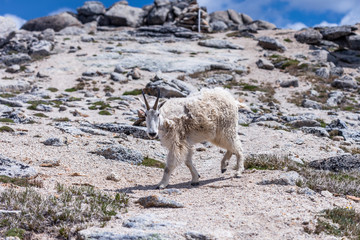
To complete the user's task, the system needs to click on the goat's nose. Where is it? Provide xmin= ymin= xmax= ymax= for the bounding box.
xmin=148 ymin=132 xmax=157 ymax=138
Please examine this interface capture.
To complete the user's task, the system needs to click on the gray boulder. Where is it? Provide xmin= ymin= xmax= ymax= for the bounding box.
xmin=319 ymin=26 xmax=352 ymax=40
xmin=309 ymin=154 xmax=360 ymax=172
xmin=0 ymin=53 xmax=31 ymax=66
xmin=250 ymin=20 xmax=276 ymax=30
xmin=347 ymin=35 xmax=360 ymax=50
xmin=331 ymin=75 xmax=358 ymax=89
xmin=93 ymin=144 xmax=143 ymax=164
xmin=155 ymin=0 xmax=170 ymax=7
xmin=29 ymin=40 xmax=52 ymax=56
xmin=227 ymin=9 xmax=243 ymax=25
xmin=198 ymin=39 xmax=243 ymax=49
xmin=110 ymin=72 xmax=128 ymax=83
xmin=0 ymin=154 xmax=37 ymax=178
xmin=94 ymin=123 xmax=149 ymax=139
xmin=280 ymin=79 xmax=299 ymax=88
xmin=301 ymin=127 xmax=329 ymax=137
xmin=295 ymin=29 xmax=322 ymax=44
xmin=40 ymin=28 xmax=55 ymax=41
xmin=43 ymin=137 xmax=63 ymax=146
xmin=105 ymin=3 xmax=144 ymax=27
xmin=301 ymin=99 xmax=322 ymax=109
xmin=0 ymin=80 xmax=31 ymax=92
xmin=210 ymin=11 xmax=231 ymax=25
xmin=145 ymin=79 xmax=197 ymax=98
xmin=256 ymin=58 xmax=274 ymax=70
xmin=326 ymin=91 xmax=344 ymax=107
xmin=77 ymin=1 xmax=106 ymax=16
xmin=135 ymin=195 xmax=184 ymax=208
xmin=21 ymin=12 xmax=82 ymax=32
xmin=257 ymin=36 xmax=286 ymax=52
xmin=210 ymin=21 xmax=228 ymax=32
xmin=58 ymin=26 xmax=87 ymax=35
xmin=330 ymin=66 xmax=344 ymax=77
xmin=315 ymin=67 xmax=330 ymax=79
xmin=147 ymin=6 xmax=171 ymax=25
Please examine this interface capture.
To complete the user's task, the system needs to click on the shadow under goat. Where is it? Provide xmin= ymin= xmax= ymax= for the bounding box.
xmin=142 ymin=88 xmax=247 ymax=189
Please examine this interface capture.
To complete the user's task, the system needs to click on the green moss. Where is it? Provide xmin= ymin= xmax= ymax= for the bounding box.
xmin=5 ymin=228 xmax=25 ymax=239
xmin=53 ymin=117 xmax=70 ymax=122
xmin=0 ymin=93 xmax=16 ymax=98
xmin=123 ymin=89 xmax=142 ymax=96
xmin=47 ymin=87 xmax=58 ymax=92
xmin=141 ymin=157 xmax=165 ymax=169
xmin=0 ymin=126 xmax=14 ymax=132
xmin=63 ymin=37 xmax=70 ymax=41
xmin=284 ymin=38 xmax=293 ymax=43
xmin=242 ymin=84 xmax=258 ymax=91
xmin=0 ymin=118 xmax=14 ymax=123
xmin=33 ymin=113 xmax=48 ymax=118
xmin=98 ymin=110 xmax=112 ymax=115
xmin=104 ymin=85 xmax=115 ymax=93
xmin=68 ymin=97 xmax=82 ymax=101
xmin=107 ymin=97 xmax=124 ymax=101
xmin=0 ymin=175 xmax=42 ymax=188
xmin=65 ymin=88 xmax=77 ymax=92
xmin=89 ymin=101 xmax=110 ymax=110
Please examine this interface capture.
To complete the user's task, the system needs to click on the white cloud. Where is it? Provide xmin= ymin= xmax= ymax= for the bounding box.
xmin=2 ymin=14 xmax=26 ymax=29
xmin=48 ymin=7 xmax=75 ymax=16
xmin=315 ymin=21 xmax=338 ymax=27
xmin=284 ymin=22 xmax=307 ymax=30
xmin=340 ymin=6 xmax=360 ymax=25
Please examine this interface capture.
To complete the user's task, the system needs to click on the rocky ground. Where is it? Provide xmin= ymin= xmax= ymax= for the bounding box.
xmin=1 ymin=2 xmax=360 ymax=239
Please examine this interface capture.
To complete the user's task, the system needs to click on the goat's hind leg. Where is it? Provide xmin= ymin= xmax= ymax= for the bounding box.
xmin=185 ymin=148 xmax=200 ymax=186
xmin=233 ymin=138 xmax=245 ymax=177
xmin=221 ymin=150 xmax=232 ymax=173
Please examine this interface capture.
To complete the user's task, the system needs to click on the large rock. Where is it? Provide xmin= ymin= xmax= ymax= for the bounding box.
xmin=295 ymin=29 xmax=322 ymax=44
xmin=347 ymin=35 xmax=360 ymax=50
xmin=21 ymin=12 xmax=82 ymax=32
xmin=250 ymin=20 xmax=276 ymax=30
xmin=227 ymin=9 xmax=243 ymax=25
xmin=319 ymin=26 xmax=352 ymax=40
xmin=135 ymin=195 xmax=184 ymax=208
xmin=147 ymin=6 xmax=171 ymax=25
xmin=29 ymin=40 xmax=52 ymax=56
xmin=256 ymin=58 xmax=274 ymax=70
xmin=198 ymin=39 xmax=244 ymax=49
xmin=0 ymin=80 xmax=31 ymax=92
xmin=315 ymin=67 xmax=330 ymax=79
xmin=0 ymin=154 xmax=37 ymax=178
xmin=105 ymin=3 xmax=144 ymax=27
xmin=309 ymin=154 xmax=360 ymax=172
xmin=94 ymin=123 xmax=149 ymax=139
xmin=326 ymin=91 xmax=344 ymax=107
xmin=145 ymin=79 xmax=197 ymax=98
xmin=210 ymin=11 xmax=231 ymax=25
xmin=301 ymin=99 xmax=322 ymax=109
xmin=331 ymin=75 xmax=358 ymax=89
xmin=210 ymin=21 xmax=228 ymax=32
xmin=257 ymin=36 xmax=286 ymax=52
xmin=77 ymin=1 xmax=106 ymax=16
xmin=301 ymin=127 xmax=329 ymax=138
xmin=0 ymin=53 xmax=31 ymax=66
xmin=92 ymin=144 xmax=143 ymax=164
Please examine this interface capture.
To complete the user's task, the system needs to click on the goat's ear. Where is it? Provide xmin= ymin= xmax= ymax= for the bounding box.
xmin=136 ymin=97 xmax=147 ymax=109
xmin=137 ymin=109 xmax=145 ymax=118
xmin=158 ymin=100 xmax=166 ymax=110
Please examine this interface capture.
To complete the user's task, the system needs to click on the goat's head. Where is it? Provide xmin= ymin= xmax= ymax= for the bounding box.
xmin=142 ymin=89 xmax=162 ymax=139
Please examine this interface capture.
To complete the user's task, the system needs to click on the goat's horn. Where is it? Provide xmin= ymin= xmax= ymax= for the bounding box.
xmin=142 ymin=90 xmax=150 ymax=110
xmin=153 ymin=88 xmax=160 ymax=110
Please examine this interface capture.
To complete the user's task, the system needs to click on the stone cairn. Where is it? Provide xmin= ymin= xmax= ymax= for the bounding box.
xmin=175 ymin=1 xmax=211 ymax=32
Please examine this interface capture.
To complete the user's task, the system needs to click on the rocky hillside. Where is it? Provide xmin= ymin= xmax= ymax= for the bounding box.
xmin=1 ymin=0 xmax=360 ymax=239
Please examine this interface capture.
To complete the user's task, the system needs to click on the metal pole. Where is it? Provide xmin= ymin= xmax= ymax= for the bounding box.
xmin=198 ymin=9 xmax=201 ymax=33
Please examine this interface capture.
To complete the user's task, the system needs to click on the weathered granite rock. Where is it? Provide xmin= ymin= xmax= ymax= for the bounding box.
xmin=94 ymin=145 xmax=143 ymax=164
xmin=256 ymin=58 xmax=274 ymax=70
xmin=301 ymin=99 xmax=322 ymax=109
xmin=347 ymin=35 xmax=360 ymax=50
xmin=77 ymin=1 xmax=106 ymax=16
xmin=79 ymin=228 xmax=165 ymax=240
xmin=134 ymin=25 xmax=202 ymax=40
xmin=289 ymin=120 xmax=321 ymax=128
xmin=249 ymin=20 xmax=276 ymax=30
xmin=0 ymin=53 xmax=31 ymax=66
xmin=94 ymin=123 xmax=149 ymax=139
xmin=110 ymin=72 xmax=128 ymax=83
xmin=315 ymin=67 xmax=330 ymax=79
xmin=326 ymin=91 xmax=344 ymax=107
xmin=198 ymin=39 xmax=243 ymax=49
xmin=135 ymin=195 xmax=184 ymax=208
xmin=320 ymin=26 xmax=352 ymax=40
xmin=105 ymin=3 xmax=144 ymax=27
xmin=301 ymin=127 xmax=329 ymax=137
xmin=58 ymin=26 xmax=87 ymax=35
xmin=309 ymin=154 xmax=360 ymax=172
xmin=147 ymin=5 xmax=171 ymax=25
xmin=30 ymin=40 xmax=52 ymax=56
xmin=280 ymin=79 xmax=299 ymax=88
xmin=295 ymin=29 xmax=322 ymax=44
xmin=210 ymin=21 xmax=228 ymax=32
xmin=0 ymin=80 xmax=31 ymax=92
xmin=227 ymin=9 xmax=243 ymax=25
xmin=21 ymin=12 xmax=82 ymax=32
xmin=43 ymin=138 xmax=63 ymax=146
xmin=257 ymin=36 xmax=286 ymax=52
xmin=0 ymin=154 xmax=37 ymax=177
xmin=331 ymin=75 xmax=358 ymax=89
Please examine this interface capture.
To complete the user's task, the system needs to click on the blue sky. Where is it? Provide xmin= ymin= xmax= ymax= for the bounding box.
xmin=1 ymin=0 xmax=360 ymax=30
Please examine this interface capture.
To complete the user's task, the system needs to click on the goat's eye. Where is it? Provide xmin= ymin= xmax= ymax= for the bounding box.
xmin=157 ymin=113 xmax=160 ymax=117
xmin=144 ymin=112 xmax=147 ymax=117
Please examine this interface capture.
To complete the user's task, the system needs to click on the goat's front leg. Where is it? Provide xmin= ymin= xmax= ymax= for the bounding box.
xmin=220 ymin=150 xmax=232 ymax=173
xmin=185 ymin=148 xmax=200 ymax=186
xmin=156 ymin=151 xmax=178 ymax=189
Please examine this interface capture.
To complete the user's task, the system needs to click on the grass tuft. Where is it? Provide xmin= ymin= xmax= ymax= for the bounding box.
xmin=0 ymin=118 xmax=14 ymax=123
xmin=0 ymin=183 xmax=128 ymax=238
xmin=98 ymin=110 xmax=112 ymax=116
xmin=141 ymin=157 xmax=165 ymax=169
xmin=123 ymin=89 xmax=142 ymax=96
xmin=0 ymin=126 xmax=14 ymax=133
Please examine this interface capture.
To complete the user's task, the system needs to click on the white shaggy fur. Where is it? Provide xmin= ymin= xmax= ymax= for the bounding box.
xmin=143 ymin=88 xmax=245 ymax=189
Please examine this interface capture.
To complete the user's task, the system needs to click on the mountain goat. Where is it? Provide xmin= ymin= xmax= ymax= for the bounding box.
xmin=142 ymin=88 xmax=245 ymax=189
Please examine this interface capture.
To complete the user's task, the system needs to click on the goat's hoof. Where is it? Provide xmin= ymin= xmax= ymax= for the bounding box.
xmin=191 ymin=182 xmax=200 ymax=186
xmin=221 ymin=168 xmax=227 ymax=173
xmin=198 ymin=174 xmax=201 ymax=178
xmin=156 ymin=184 xmax=166 ymax=189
